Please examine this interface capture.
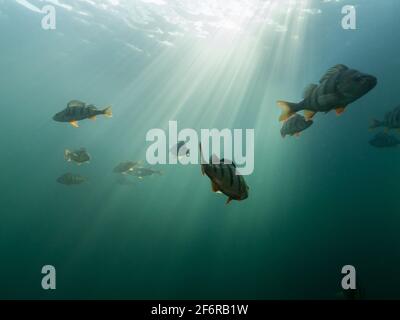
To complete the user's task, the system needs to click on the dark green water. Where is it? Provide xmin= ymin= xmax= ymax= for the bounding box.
xmin=1 ymin=0 xmax=400 ymax=299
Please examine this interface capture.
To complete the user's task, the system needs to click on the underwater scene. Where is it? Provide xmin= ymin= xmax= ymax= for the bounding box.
xmin=1 ymin=0 xmax=400 ymax=300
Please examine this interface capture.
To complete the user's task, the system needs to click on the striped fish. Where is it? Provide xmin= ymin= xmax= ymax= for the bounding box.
xmin=199 ymin=144 xmax=249 ymax=205
xmin=277 ymin=64 xmax=377 ymax=122
xmin=64 ymin=148 xmax=91 ymax=165
xmin=280 ymin=114 xmax=313 ymax=138
xmin=57 ymin=173 xmax=86 ymax=186
xmin=53 ymin=100 xmax=112 ymax=128
xmin=370 ymin=106 xmax=400 ymax=131
xmin=369 ymin=132 xmax=400 ymax=148
xmin=113 ymin=161 xmax=141 ymax=174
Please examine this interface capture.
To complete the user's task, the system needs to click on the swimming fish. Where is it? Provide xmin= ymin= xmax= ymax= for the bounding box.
xmin=64 ymin=148 xmax=91 ymax=165
xmin=53 ymin=100 xmax=112 ymax=128
xmin=57 ymin=173 xmax=86 ymax=186
xmin=199 ymin=144 xmax=249 ymax=205
xmin=369 ymin=132 xmax=400 ymax=148
xmin=129 ymin=167 xmax=162 ymax=179
xmin=277 ymin=64 xmax=377 ymax=122
xmin=370 ymin=105 xmax=400 ymax=131
xmin=280 ymin=114 xmax=313 ymax=138
xmin=113 ymin=161 xmax=141 ymax=174
xmin=170 ymin=140 xmax=190 ymax=159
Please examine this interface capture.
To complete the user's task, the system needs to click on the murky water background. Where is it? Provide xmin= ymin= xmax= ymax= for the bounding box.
xmin=1 ymin=0 xmax=400 ymax=299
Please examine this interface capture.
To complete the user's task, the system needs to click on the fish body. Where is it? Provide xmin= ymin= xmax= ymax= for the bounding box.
xmin=113 ymin=161 xmax=140 ymax=174
xmin=129 ymin=167 xmax=162 ymax=179
xmin=280 ymin=114 xmax=313 ymax=138
xmin=57 ymin=173 xmax=86 ymax=186
xmin=53 ymin=100 xmax=112 ymax=127
xmin=64 ymin=148 xmax=91 ymax=165
xmin=199 ymin=144 xmax=249 ymax=204
xmin=370 ymin=106 xmax=400 ymax=130
xmin=170 ymin=140 xmax=190 ymax=159
xmin=369 ymin=132 xmax=400 ymax=148
xmin=277 ymin=64 xmax=377 ymax=121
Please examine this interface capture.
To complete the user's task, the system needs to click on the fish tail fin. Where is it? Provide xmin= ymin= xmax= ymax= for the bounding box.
xmin=277 ymin=101 xmax=297 ymax=122
xmin=64 ymin=149 xmax=72 ymax=161
xmin=103 ymin=106 xmax=113 ymax=118
xmin=369 ymin=119 xmax=382 ymax=130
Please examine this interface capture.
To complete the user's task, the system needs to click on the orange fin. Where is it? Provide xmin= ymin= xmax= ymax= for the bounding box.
xmin=277 ymin=101 xmax=296 ymax=122
xmin=304 ymin=110 xmax=316 ymax=120
xmin=69 ymin=121 xmax=79 ymax=128
xmin=89 ymin=116 xmax=96 ymax=121
xmin=295 ymin=132 xmax=301 ymax=137
xmin=226 ymin=197 xmax=233 ymax=205
xmin=335 ymin=107 xmax=346 ymax=116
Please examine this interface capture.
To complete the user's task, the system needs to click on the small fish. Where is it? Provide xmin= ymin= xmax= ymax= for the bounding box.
xmin=129 ymin=167 xmax=162 ymax=179
xmin=57 ymin=173 xmax=86 ymax=186
xmin=369 ymin=132 xmax=400 ymax=148
xmin=170 ymin=140 xmax=190 ymax=159
xmin=370 ymin=105 xmax=400 ymax=131
xmin=64 ymin=148 xmax=91 ymax=165
xmin=113 ymin=161 xmax=141 ymax=174
xmin=199 ymin=144 xmax=249 ymax=205
xmin=280 ymin=114 xmax=313 ymax=138
xmin=53 ymin=100 xmax=112 ymax=128
xmin=277 ymin=64 xmax=377 ymax=122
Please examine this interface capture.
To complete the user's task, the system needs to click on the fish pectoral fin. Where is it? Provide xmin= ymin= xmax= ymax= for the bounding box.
xmin=211 ymin=181 xmax=220 ymax=193
xmin=89 ymin=116 xmax=96 ymax=121
xmin=226 ymin=197 xmax=233 ymax=205
xmin=69 ymin=121 xmax=79 ymax=128
xmin=335 ymin=107 xmax=346 ymax=116
xmin=295 ymin=132 xmax=301 ymax=137
xmin=304 ymin=110 xmax=316 ymax=120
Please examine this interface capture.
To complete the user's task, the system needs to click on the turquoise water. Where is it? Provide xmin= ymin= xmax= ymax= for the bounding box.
xmin=1 ymin=0 xmax=400 ymax=299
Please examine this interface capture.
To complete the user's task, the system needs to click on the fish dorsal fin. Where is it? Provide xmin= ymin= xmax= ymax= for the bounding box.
xmin=320 ymin=64 xmax=348 ymax=83
xmin=219 ymin=158 xmax=236 ymax=167
xmin=303 ymin=84 xmax=318 ymax=98
xmin=210 ymin=154 xmax=220 ymax=164
xmin=67 ymin=100 xmax=85 ymax=108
